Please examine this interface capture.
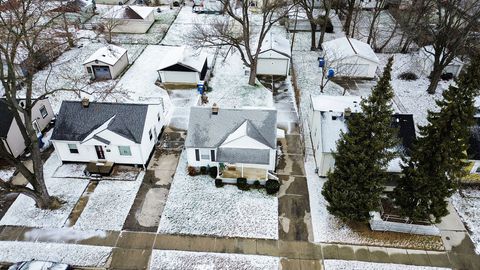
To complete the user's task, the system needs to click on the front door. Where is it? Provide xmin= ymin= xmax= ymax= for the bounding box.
xmin=95 ymin=145 xmax=105 ymax=160
xmin=32 ymin=120 xmax=41 ymax=134
xmin=92 ymin=65 xmax=112 ymax=80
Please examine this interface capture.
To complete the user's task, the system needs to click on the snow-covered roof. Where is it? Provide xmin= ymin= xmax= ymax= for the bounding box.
xmin=322 ymin=37 xmax=379 ymax=64
xmin=419 ymin=45 xmax=464 ymax=65
xmin=311 ymin=95 xmax=362 ymax=112
xmin=259 ymin=33 xmax=291 ymax=58
xmin=157 ymin=46 xmax=207 ymax=72
xmin=104 ymin=5 xmax=154 ymax=20
xmin=83 ymin=45 xmax=127 ymax=66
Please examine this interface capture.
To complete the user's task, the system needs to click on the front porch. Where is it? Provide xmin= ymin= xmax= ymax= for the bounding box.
xmin=218 ymin=163 xmax=268 ymax=181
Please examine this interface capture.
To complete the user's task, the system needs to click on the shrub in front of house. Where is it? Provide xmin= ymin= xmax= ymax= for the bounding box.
xmin=237 ymin=178 xmax=248 ymax=190
xmin=215 ymin=178 xmax=224 ymax=187
xmin=266 ymin=180 xmax=280 ymax=195
xmin=209 ymin=166 xmax=218 ymax=178
xmin=253 ymin=180 xmax=261 ymax=188
xmin=200 ymin=166 xmax=208 ymax=175
xmin=398 ymin=72 xmax=418 ymax=81
xmin=187 ymin=166 xmax=197 ymax=176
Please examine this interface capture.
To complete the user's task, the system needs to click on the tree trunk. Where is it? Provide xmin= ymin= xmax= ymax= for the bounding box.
xmin=427 ymin=66 xmax=443 ymax=94
xmin=366 ymin=11 xmax=379 ymax=45
xmin=344 ymin=3 xmax=355 ymax=36
xmin=248 ymin=61 xmax=257 ymax=86
xmin=318 ymin=7 xmax=331 ymax=49
xmin=310 ymin=22 xmax=317 ymax=51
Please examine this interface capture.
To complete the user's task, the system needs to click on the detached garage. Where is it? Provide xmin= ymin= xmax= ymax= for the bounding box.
xmin=157 ymin=46 xmax=208 ymax=86
xmin=83 ymin=45 xmax=128 ymax=81
xmin=418 ymin=46 xmax=464 ymax=78
xmin=257 ymin=34 xmax=291 ymax=76
xmin=321 ymin=37 xmax=379 ymax=79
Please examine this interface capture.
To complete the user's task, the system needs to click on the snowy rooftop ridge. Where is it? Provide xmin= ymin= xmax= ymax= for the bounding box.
xmin=260 ymin=32 xmax=291 ymax=58
xmin=104 ymin=5 xmax=154 ymax=20
xmin=157 ymin=46 xmax=207 ymax=72
xmin=83 ymin=44 xmax=127 ymax=66
xmin=322 ymin=37 xmax=379 ymax=64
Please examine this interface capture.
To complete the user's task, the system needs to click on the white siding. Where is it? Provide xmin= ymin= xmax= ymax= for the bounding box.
xmin=257 ymin=58 xmax=289 ymax=76
xmin=83 ymin=52 xmax=128 ymax=80
xmin=186 ymin=148 xmax=276 ymax=171
xmin=158 ymin=71 xmax=199 ymax=84
xmin=327 ymin=55 xmax=378 ymax=78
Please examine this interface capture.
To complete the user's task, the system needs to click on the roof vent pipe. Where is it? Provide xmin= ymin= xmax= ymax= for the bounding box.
xmin=81 ymin=98 xmax=90 ymax=108
xmin=212 ymin=103 xmax=219 ymax=115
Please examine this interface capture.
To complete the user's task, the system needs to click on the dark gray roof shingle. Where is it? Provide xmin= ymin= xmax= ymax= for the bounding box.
xmin=185 ymin=106 xmax=277 ymax=149
xmin=51 ymin=101 xmax=149 ymax=144
xmin=217 ymin=148 xmax=271 ymax=164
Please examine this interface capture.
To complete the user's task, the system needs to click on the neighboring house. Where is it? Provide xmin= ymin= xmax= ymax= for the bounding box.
xmin=257 ymin=33 xmax=291 ymax=77
xmin=51 ymin=100 xmax=165 ymax=166
xmin=309 ymin=95 xmax=416 ymax=177
xmin=0 ymin=98 xmax=54 ymax=158
xmin=103 ymin=5 xmax=155 ymax=34
xmin=193 ymin=0 xmax=224 ymax=13
xmin=321 ymin=37 xmax=380 ymax=78
xmin=185 ymin=105 xmax=277 ymax=183
xmin=83 ymin=45 xmax=129 ymax=81
xmin=48 ymin=0 xmax=95 ymax=23
xmin=418 ymin=46 xmax=464 ymax=78
xmin=157 ymin=46 xmax=208 ymax=85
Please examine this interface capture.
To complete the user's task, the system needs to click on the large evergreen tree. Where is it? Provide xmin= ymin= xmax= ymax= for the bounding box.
xmin=322 ymin=57 xmax=398 ymax=222
xmin=392 ymin=54 xmax=480 ymax=223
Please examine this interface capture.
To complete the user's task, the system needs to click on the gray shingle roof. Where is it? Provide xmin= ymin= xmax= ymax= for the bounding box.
xmin=185 ymin=106 xmax=277 ymax=149
xmin=51 ymin=101 xmax=149 ymax=144
xmin=217 ymin=148 xmax=271 ymax=165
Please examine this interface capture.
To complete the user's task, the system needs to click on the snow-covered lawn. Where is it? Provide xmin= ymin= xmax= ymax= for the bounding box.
xmin=30 ymin=41 xmax=145 ymax=112
xmin=451 ymin=188 xmax=480 ymax=254
xmin=73 ymin=172 xmax=144 ymax=231
xmin=149 ymin=250 xmax=279 ymax=270
xmin=0 ymin=153 xmax=89 ymax=228
xmin=376 ymin=53 xmax=450 ymax=127
xmin=324 ymin=260 xmax=451 ymax=270
xmin=0 ymin=241 xmax=111 ymax=267
xmin=158 ymin=152 xmax=278 ymax=239
xmin=207 ymin=47 xmax=274 ymax=109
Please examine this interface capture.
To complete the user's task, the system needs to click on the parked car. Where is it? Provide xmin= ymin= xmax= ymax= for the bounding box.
xmin=9 ymin=261 xmax=71 ymax=270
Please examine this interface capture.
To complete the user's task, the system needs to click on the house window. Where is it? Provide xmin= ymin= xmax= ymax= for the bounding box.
xmin=157 ymin=113 xmax=161 ymax=122
xmin=87 ymin=67 xmax=92 ymax=73
xmin=118 ymin=146 xmax=132 ymax=156
xmin=195 ymin=149 xmax=200 ymax=161
xmin=211 ymin=150 xmax=215 ymax=162
xmin=40 ymin=105 xmax=48 ymax=119
xmin=149 ymin=129 xmax=153 ymax=140
xmin=68 ymin=144 xmax=79 ymax=154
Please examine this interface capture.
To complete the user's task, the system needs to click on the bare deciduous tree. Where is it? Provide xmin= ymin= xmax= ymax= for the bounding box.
xmin=97 ymin=6 xmax=127 ymax=43
xmin=297 ymin=0 xmax=318 ymax=51
xmin=418 ymin=0 xmax=480 ymax=94
xmin=189 ymin=0 xmax=293 ymax=86
xmin=0 ymin=0 xmax=127 ymax=209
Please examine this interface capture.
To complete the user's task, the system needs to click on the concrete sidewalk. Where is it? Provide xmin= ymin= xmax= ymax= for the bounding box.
xmin=1 ymin=225 xmax=479 ymax=269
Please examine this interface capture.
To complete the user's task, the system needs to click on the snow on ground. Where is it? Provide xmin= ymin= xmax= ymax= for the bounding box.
xmin=149 ymin=250 xmax=279 ymax=270
xmin=377 ymin=53 xmax=450 ymax=127
xmin=22 ymin=227 xmax=107 ymax=243
xmin=160 ymin=7 xmax=221 ymax=46
xmin=451 ymin=188 xmax=480 ymax=254
xmin=167 ymin=89 xmax=198 ymax=130
xmin=29 ymin=41 xmax=145 ymax=112
xmin=0 ymin=154 xmax=89 ymax=228
xmin=158 ymin=152 xmax=278 ymax=239
xmin=305 ymin=157 xmax=365 ymax=243
xmin=324 ymin=260 xmax=451 ymax=270
xmin=0 ymin=167 xmax=15 ymax=182
xmin=207 ymin=47 xmax=274 ymax=109
xmin=0 ymin=241 xmax=111 ymax=267
xmin=73 ymin=172 xmax=144 ymax=231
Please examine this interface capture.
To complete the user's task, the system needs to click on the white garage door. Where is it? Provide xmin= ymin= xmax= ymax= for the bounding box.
xmin=257 ymin=59 xmax=289 ymax=76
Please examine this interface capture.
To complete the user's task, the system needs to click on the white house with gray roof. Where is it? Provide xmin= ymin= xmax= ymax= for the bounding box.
xmin=185 ymin=105 xmax=277 ymax=183
xmin=51 ymin=100 xmax=164 ymax=166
